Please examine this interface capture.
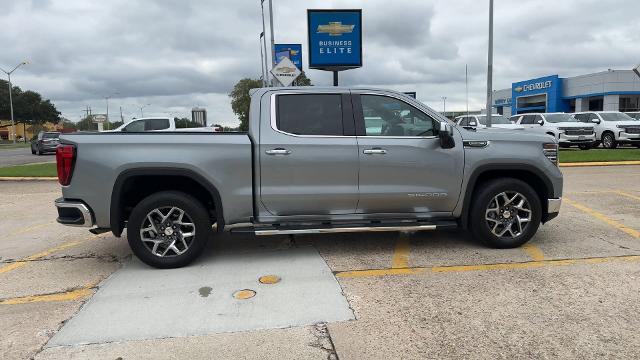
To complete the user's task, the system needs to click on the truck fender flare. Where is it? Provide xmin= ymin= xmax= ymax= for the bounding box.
xmin=110 ymin=168 xmax=225 ymax=237
xmin=459 ymin=164 xmax=554 ymax=229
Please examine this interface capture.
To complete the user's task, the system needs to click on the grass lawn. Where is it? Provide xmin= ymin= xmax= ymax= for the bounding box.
xmin=0 ymin=162 xmax=57 ymax=177
xmin=0 ymin=142 xmax=30 ymax=150
xmin=559 ymin=148 xmax=640 ymax=163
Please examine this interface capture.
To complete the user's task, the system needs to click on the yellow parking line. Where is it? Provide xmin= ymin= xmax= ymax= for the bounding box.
xmin=0 ymin=281 xmax=97 ymax=305
xmin=0 ymin=232 xmax=110 ymax=275
xmin=0 ymin=221 xmax=55 ymax=240
xmin=564 ymin=198 xmax=639 ymax=239
xmin=391 ymin=235 xmax=411 ymax=269
xmin=335 ymin=255 xmax=640 ymax=279
xmin=611 ymin=190 xmax=640 ymax=202
xmin=522 ymin=243 xmax=545 ymax=261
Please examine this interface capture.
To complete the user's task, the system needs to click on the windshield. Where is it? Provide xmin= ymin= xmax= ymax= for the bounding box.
xmin=600 ymin=112 xmax=637 ymax=122
xmin=477 ymin=115 xmax=510 ymax=125
xmin=544 ymin=114 xmax=578 ymax=123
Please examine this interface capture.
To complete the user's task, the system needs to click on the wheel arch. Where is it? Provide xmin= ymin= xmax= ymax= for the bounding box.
xmin=460 ymin=164 xmax=554 ymax=229
xmin=110 ymin=168 xmax=224 ymax=237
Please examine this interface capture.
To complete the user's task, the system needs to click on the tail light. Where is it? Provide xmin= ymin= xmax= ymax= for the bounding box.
xmin=56 ymin=145 xmax=76 ymax=185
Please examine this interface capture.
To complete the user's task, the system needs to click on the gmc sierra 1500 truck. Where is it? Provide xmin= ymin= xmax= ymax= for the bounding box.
xmin=55 ymin=87 xmax=563 ymax=268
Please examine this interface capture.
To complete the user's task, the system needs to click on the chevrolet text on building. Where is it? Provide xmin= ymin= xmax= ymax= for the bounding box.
xmin=515 ymin=80 xmax=553 ymax=93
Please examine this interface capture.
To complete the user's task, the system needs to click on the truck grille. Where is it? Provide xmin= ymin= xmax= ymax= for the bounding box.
xmin=564 ymin=128 xmax=594 ymax=136
xmin=624 ymin=126 xmax=640 ymax=134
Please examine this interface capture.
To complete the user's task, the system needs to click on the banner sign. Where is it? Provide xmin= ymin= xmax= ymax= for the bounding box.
xmin=307 ymin=9 xmax=362 ymax=69
xmin=274 ymin=44 xmax=303 ymax=71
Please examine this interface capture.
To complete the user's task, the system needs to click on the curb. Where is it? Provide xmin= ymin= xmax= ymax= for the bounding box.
xmin=0 ymin=177 xmax=57 ymax=181
xmin=560 ymin=161 xmax=640 ymax=167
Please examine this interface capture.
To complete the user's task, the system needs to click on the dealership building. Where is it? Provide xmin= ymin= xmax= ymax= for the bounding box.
xmin=492 ymin=69 xmax=640 ymax=117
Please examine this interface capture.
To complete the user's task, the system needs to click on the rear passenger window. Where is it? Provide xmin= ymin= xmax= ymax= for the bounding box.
xmin=276 ymin=94 xmax=343 ymax=136
xmin=145 ymin=118 xmax=170 ymax=131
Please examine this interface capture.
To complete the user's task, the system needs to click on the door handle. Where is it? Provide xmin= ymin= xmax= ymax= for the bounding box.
xmin=363 ymin=148 xmax=387 ymax=155
xmin=265 ymin=148 xmax=291 ymax=155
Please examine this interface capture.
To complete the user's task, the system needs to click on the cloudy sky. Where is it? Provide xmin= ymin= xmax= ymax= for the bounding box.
xmin=2 ymin=0 xmax=639 ymax=126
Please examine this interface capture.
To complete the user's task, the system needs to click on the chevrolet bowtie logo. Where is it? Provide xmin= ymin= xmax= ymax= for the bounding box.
xmin=317 ymin=22 xmax=354 ymax=36
xmin=514 ymin=86 xmax=523 ymax=93
xmin=276 ymin=66 xmax=297 ymax=73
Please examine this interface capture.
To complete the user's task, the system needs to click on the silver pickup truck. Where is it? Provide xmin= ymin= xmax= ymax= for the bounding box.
xmin=55 ymin=87 xmax=563 ymax=268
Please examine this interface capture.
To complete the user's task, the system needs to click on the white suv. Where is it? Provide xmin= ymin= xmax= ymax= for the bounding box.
xmin=454 ymin=114 xmax=524 ymax=130
xmin=512 ymin=113 xmax=596 ymax=150
xmin=573 ymin=111 xmax=640 ymax=148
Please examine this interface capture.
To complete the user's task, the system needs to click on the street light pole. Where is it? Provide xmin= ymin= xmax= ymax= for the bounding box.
xmin=486 ymin=0 xmax=494 ymax=127
xmin=139 ymin=104 xmax=150 ymax=118
xmin=442 ymin=96 xmax=447 ymax=116
xmin=259 ymin=32 xmax=267 ymax=86
xmin=260 ymin=0 xmax=270 ymax=86
xmin=268 ymin=0 xmax=276 ymax=83
xmin=1 ymin=60 xmax=29 ymax=143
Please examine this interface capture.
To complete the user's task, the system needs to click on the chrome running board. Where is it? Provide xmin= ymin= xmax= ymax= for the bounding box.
xmin=254 ymin=224 xmax=438 ymax=236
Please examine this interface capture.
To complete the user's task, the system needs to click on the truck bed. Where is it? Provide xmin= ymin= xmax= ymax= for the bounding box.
xmin=59 ymin=132 xmax=254 ymax=229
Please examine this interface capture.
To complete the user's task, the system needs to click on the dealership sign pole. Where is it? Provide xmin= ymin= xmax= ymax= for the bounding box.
xmin=307 ymin=9 xmax=362 ymax=86
xmin=486 ymin=0 xmax=494 ymax=127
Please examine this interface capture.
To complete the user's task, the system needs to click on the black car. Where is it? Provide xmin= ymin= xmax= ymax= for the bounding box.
xmin=31 ymin=131 xmax=60 ymax=155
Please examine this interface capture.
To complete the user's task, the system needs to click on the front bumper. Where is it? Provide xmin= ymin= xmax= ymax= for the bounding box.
xmin=546 ymin=197 xmax=562 ymax=222
xmin=55 ymin=198 xmax=95 ymax=227
xmin=617 ymin=132 xmax=640 ymax=142
xmin=559 ymin=133 xmax=596 ymax=145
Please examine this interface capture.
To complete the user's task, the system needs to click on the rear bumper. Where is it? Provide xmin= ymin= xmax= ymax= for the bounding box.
xmin=55 ymin=198 xmax=95 ymax=227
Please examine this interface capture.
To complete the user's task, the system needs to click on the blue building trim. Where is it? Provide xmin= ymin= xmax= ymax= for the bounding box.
xmin=511 ymin=75 xmax=568 ymax=115
xmin=562 ymin=91 xmax=640 ymax=100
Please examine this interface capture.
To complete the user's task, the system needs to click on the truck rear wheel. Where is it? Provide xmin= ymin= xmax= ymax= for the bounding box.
xmin=127 ymin=191 xmax=211 ymax=268
xmin=470 ymin=178 xmax=541 ymax=249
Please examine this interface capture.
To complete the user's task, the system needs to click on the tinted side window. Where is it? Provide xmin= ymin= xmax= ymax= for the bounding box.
xmin=361 ymin=95 xmax=437 ymax=137
xmin=520 ymin=115 xmax=534 ymax=124
xmin=276 ymin=94 xmax=343 ymax=136
xmin=574 ymin=114 xmax=587 ymax=122
xmin=145 ymin=119 xmax=170 ymax=130
xmin=588 ymin=113 xmax=600 ymax=121
xmin=123 ymin=120 xmax=145 ymax=132
xmin=534 ymin=115 xmax=544 ymax=123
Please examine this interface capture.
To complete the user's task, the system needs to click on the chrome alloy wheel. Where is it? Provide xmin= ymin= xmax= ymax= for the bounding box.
xmin=485 ymin=191 xmax=532 ymax=238
xmin=139 ymin=206 xmax=196 ymax=257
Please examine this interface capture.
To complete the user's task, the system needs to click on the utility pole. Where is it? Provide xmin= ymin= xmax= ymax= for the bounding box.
xmin=486 ymin=0 xmax=494 ymax=127
xmin=442 ymin=96 xmax=447 ymax=117
xmin=120 ymin=106 xmax=124 ymax=122
xmin=466 ymin=64 xmax=469 ymax=117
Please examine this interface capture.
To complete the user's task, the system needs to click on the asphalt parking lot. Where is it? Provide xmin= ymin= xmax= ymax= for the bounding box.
xmin=0 ymin=147 xmax=55 ymax=167
xmin=1 ymin=165 xmax=640 ymax=359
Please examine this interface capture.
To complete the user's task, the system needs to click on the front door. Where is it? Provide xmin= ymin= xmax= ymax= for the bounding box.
xmin=353 ymin=93 xmax=464 ymax=214
xmin=259 ymin=92 xmax=359 ymax=216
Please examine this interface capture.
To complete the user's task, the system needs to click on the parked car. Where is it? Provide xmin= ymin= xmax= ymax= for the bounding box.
xmin=31 ymin=131 xmax=60 ymax=155
xmin=108 ymin=117 xmax=215 ymax=132
xmin=454 ymin=114 xmax=524 ymax=130
xmin=512 ymin=113 xmax=596 ymax=149
xmin=624 ymin=112 xmax=640 ymax=120
xmin=573 ymin=111 xmax=640 ymax=148
xmin=54 ymin=87 xmax=563 ymax=268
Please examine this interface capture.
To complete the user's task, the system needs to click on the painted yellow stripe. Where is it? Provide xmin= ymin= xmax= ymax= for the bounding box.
xmin=391 ymin=236 xmax=411 ymax=269
xmin=521 ymin=243 xmax=545 ymax=261
xmin=564 ymin=198 xmax=640 ymax=239
xmin=611 ymin=190 xmax=640 ymax=202
xmin=0 ymin=221 xmax=55 ymax=240
xmin=0 ymin=282 xmax=97 ymax=305
xmin=0 ymin=177 xmax=57 ymax=181
xmin=0 ymin=232 xmax=110 ymax=275
xmin=335 ymin=255 xmax=640 ymax=279
xmin=560 ymin=161 xmax=640 ymax=167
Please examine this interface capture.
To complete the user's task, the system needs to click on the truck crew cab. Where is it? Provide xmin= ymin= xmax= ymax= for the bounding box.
xmin=54 ymin=87 xmax=563 ymax=268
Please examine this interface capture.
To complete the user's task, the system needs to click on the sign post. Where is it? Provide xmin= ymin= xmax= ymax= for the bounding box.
xmin=92 ymin=114 xmax=107 ymax=132
xmin=307 ymin=9 xmax=362 ymax=86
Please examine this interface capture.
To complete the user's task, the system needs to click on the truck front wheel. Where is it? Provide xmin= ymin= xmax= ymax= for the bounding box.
xmin=470 ymin=178 xmax=542 ymax=249
xmin=127 ymin=191 xmax=211 ymax=268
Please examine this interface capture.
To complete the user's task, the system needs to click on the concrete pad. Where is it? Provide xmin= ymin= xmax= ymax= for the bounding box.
xmin=48 ymin=246 xmax=354 ymax=346
xmin=309 ymin=232 xmax=397 ymax=271
xmin=329 ymin=260 xmax=640 ymax=360
xmin=0 ymin=301 xmax=83 ymax=360
xmin=37 ymin=325 xmax=330 ymax=360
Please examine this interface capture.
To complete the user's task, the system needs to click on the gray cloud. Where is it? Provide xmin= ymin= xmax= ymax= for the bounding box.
xmin=0 ymin=0 xmax=639 ymax=125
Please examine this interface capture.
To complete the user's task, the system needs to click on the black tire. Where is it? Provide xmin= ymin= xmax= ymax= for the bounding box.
xmin=31 ymin=147 xmax=36 ymax=155
xmin=470 ymin=178 xmax=542 ymax=249
xmin=37 ymin=147 xmax=43 ymax=155
xmin=127 ymin=191 xmax=211 ymax=268
xmin=601 ymin=132 xmax=617 ymax=149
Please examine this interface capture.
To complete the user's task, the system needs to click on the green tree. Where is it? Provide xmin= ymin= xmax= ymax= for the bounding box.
xmin=0 ymin=80 xmax=60 ymax=125
xmin=174 ymin=117 xmax=203 ymax=128
xmin=229 ymin=78 xmax=263 ymax=131
xmin=294 ymin=71 xmax=313 ymax=86
xmin=75 ymin=116 xmax=98 ymax=131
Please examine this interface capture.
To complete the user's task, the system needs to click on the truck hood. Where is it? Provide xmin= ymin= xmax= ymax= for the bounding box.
xmin=457 ymin=126 xmax=554 ymax=143
xmin=612 ymin=121 xmax=640 ymax=127
xmin=490 ymin=123 xmax=525 ymax=130
xmin=547 ymin=122 xmax=593 ymax=129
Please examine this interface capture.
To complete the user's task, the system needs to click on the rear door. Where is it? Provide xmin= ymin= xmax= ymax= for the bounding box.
xmin=353 ymin=92 xmax=464 ymax=214
xmin=259 ymin=92 xmax=359 ymax=216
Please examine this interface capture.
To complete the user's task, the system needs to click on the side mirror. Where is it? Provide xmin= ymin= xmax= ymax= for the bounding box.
xmin=591 ymin=118 xmax=601 ymax=124
xmin=537 ymin=120 xmax=544 ymax=125
xmin=439 ymin=122 xmax=456 ymax=149
xmin=468 ymin=121 xmax=478 ymax=127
